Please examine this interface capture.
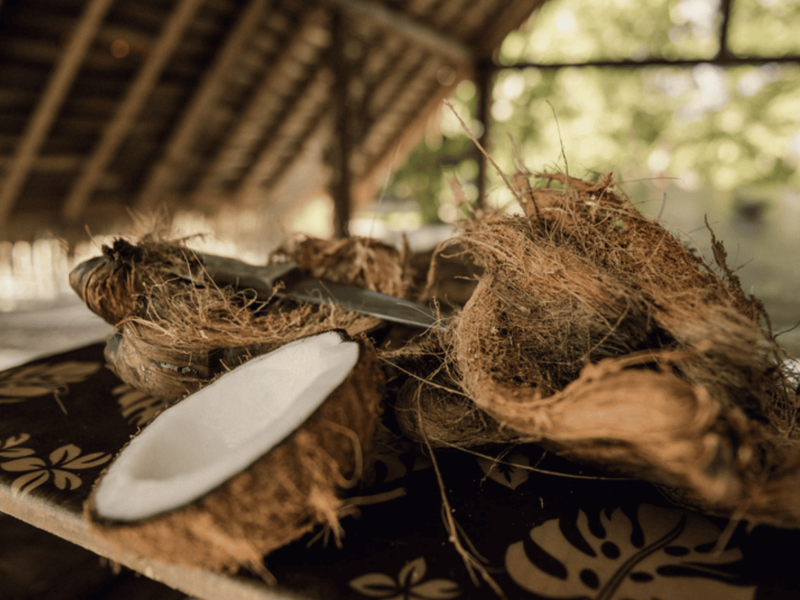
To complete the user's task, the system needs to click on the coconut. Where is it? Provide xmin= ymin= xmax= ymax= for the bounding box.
xmin=86 ymin=330 xmax=383 ymax=572
xmin=103 ymin=322 xmax=274 ymax=401
xmin=396 ymin=170 xmax=800 ymax=527
xmin=69 ymin=237 xmax=205 ymax=325
xmin=269 ymin=233 xmax=413 ymax=300
xmin=71 ymin=235 xmax=397 ymax=402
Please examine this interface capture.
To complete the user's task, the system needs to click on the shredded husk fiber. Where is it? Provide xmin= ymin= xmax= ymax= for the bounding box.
xmin=86 ymin=333 xmax=383 ymax=572
xmin=397 ymin=171 xmax=800 ymax=527
xmin=71 ymin=235 xmax=408 ymax=401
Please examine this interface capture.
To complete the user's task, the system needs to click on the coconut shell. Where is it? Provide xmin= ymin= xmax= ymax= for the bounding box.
xmin=85 ymin=332 xmax=384 ymax=572
xmin=103 ymin=300 xmax=383 ymax=403
xmin=394 ymin=376 xmax=525 ymax=449
xmin=104 ymin=322 xmax=273 ymax=401
xmin=72 ymin=236 xmax=390 ymax=402
xmin=395 ymin=170 xmax=800 ymax=527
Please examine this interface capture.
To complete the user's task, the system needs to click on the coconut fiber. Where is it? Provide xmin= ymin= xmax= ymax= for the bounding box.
xmin=71 ymin=234 xmax=410 ymax=403
xmin=86 ymin=334 xmax=383 ymax=573
xmin=395 ymin=171 xmax=800 ymax=528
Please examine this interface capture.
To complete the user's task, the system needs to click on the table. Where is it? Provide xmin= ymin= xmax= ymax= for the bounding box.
xmin=0 ymin=342 xmax=796 ymax=599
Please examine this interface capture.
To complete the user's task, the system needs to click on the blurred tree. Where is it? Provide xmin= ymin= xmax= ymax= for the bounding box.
xmin=384 ymin=0 xmax=800 ymax=224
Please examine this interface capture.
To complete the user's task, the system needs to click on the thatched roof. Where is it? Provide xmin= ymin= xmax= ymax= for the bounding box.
xmin=0 ymin=0 xmax=545 ymax=240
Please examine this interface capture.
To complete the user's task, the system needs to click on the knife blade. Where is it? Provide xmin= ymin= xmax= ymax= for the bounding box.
xmin=197 ymin=252 xmax=446 ymax=330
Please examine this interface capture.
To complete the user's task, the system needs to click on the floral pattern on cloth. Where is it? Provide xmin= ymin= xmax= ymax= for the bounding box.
xmin=0 ymin=434 xmax=111 ymax=498
xmin=350 ymin=557 xmax=461 ymax=600
xmin=477 ymin=448 xmax=533 ymax=490
xmin=0 ymin=342 xmax=795 ymax=599
xmin=113 ymin=383 xmax=169 ymax=427
xmin=363 ymin=422 xmax=432 ymax=488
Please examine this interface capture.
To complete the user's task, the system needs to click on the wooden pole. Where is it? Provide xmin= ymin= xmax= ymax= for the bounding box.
xmin=62 ymin=0 xmax=204 ymax=222
xmin=135 ymin=0 xmax=272 ymax=211
xmin=329 ymin=10 xmax=353 ymax=238
xmin=0 ymin=0 xmax=114 ymax=224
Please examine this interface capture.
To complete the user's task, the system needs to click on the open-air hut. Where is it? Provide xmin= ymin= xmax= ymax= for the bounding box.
xmin=0 ymin=0 xmax=546 ymax=242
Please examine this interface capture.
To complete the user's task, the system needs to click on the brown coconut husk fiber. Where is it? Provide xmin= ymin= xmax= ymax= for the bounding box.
xmin=397 ymin=170 xmax=800 ymax=528
xmin=71 ymin=234 xmax=409 ymax=401
xmin=270 ymin=232 xmax=413 ymax=300
xmin=86 ymin=333 xmax=383 ymax=573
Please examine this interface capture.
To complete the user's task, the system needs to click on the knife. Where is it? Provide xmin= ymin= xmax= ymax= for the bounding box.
xmin=197 ymin=252 xmax=446 ymax=331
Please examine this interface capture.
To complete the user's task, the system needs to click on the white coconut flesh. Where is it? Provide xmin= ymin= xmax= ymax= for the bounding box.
xmin=93 ymin=331 xmax=359 ymax=522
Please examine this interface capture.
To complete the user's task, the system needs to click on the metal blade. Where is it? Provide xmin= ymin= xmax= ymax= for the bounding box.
xmin=283 ymin=279 xmax=446 ymax=330
xmin=197 ymin=251 xmax=447 ymax=329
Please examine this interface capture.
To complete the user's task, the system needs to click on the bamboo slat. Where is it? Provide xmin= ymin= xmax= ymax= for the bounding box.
xmin=192 ymin=9 xmax=331 ymax=199
xmin=324 ymin=0 xmax=472 ymax=66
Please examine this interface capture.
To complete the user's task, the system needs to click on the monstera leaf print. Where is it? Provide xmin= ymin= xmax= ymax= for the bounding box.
xmin=477 ymin=449 xmax=530 ymax=490
xmin=363 ymin=423 xmax=431 ymax=488
xmin=506 ymin=503 xmax=756 ymax=600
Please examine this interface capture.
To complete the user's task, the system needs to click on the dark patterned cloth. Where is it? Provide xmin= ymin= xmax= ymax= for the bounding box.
xmin=0 ymin=343 xmax=797 ymax=600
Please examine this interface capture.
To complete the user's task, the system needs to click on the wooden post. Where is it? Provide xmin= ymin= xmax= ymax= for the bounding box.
xmin=0 ymin=0 xmax=114 ymax=224
xmin=62 ymin=0 xmax=204 ymax=222
xmin=329 ymin=9 xmax=353 ymax=238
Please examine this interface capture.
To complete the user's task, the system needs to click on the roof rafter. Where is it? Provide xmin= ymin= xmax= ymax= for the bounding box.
xmin=322 ymin=0 xmax=473 ymax=66
xmin=192 ymin=9 xmax=331 ymax=200
xmin=237 ymin=67 xmax=334 ymax=198
xmin=62 ymin=0 xmax=204 ymax=222
xmin=499 ymin=54 xmax=800 ymax=70
xmin=135 ymin=0 xmax=273 ymax=211
xmin=0 ymin=0 xmax=114 ymax=222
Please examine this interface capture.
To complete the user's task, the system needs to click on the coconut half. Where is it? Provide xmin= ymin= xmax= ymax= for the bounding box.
xmin=86 ymin=330 xmax=383 ymax=572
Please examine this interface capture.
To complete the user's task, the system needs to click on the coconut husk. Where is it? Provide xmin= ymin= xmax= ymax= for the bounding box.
xmin=69 ymin=237 xmax=204 ymax=325
xmin=86 ymin=334 xmax=383 ymax=573
xmin=397 ymin=170 xmax=800 ymax=528
xmin=269 ymin=233 xmax=413 ymax=300
xmin=104 ymin=281 xmax=380 ymax=401
xmin=71 ymin=235 xmax=407 ymax=401
xmin=389 ymin=334 xmax=522 ymax=449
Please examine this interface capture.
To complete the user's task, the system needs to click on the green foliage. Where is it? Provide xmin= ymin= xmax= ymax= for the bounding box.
xmin=498 ymin=0 xmax=718 ymax=64
xmin=729 ymin=0 xmax=800 ymax=56
xmin=384 ymin=0 xmax=800 ymax=224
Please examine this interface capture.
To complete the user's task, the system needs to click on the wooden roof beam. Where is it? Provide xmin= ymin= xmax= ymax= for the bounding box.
xmin=321 ymin=0 xmax=473 ymax=66
xmin=192 ymin=10 xmax=331 ymax=200
xmin=0 ymin=0 xmax=114 ymax=224
xmin=62 ymin=0 xmax=204 ymax=223
xmin=237 ymin=67 xmax=334 ymax=198
xmin=135 ymin=0 xmax=273 ymax=211
xmin=478 ymin=0 xmax=548 ymax=55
